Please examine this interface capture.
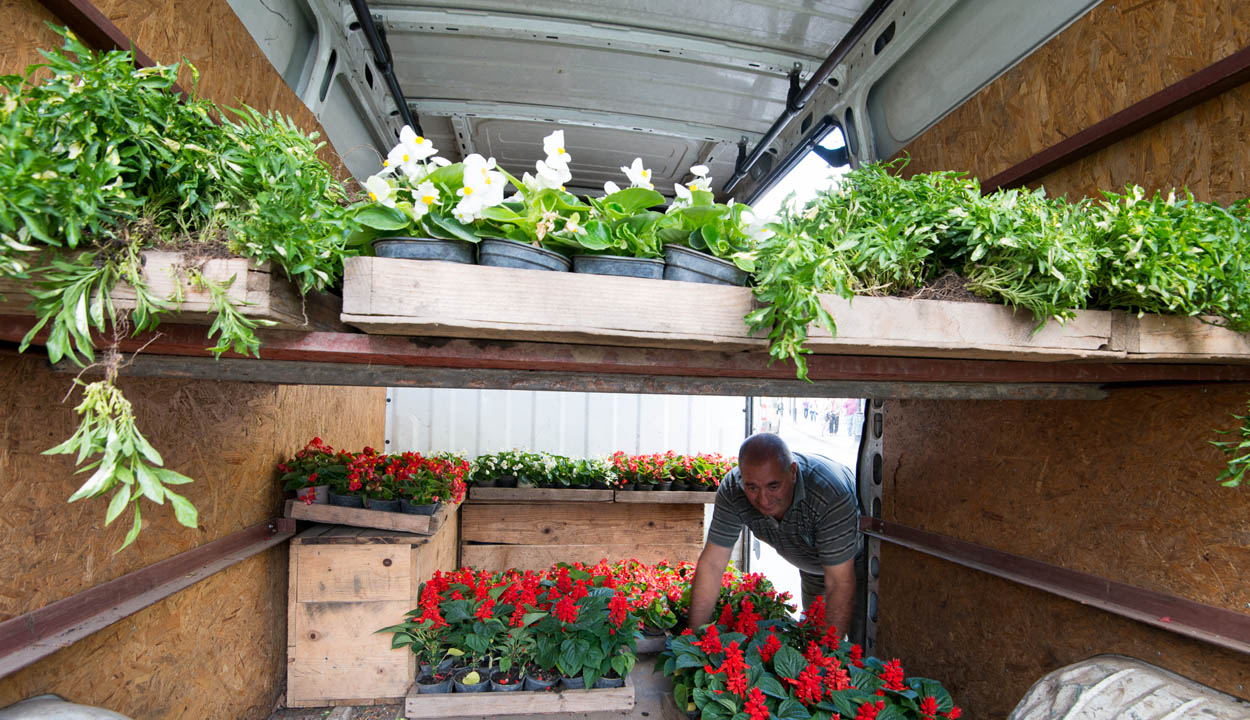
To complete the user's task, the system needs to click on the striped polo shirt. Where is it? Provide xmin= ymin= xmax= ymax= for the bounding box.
xmin=707 ymin=452 xmax=861 ymax=573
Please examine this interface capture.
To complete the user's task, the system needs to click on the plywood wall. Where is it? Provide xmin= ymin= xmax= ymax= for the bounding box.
xmin=899 ymin=0 xmax=1250 ymax=204
xmin=0 ymin=353 xmax=385 ymax=718
xmin=0 ymin=0 xmax=346 ymax=176
xmin=878 ymin=386 xmax=1250 ymax=717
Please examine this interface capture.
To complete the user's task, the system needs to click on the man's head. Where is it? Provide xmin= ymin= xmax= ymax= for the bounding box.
xmin=738 ymin=433 xmax=797 ymax=519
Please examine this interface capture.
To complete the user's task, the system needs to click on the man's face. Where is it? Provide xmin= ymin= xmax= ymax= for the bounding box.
xmin=741 ymin=458 xmax=796 ymax=519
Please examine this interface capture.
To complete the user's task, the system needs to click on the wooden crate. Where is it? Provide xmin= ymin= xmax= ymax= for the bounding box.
xmin=404 ymin=673 xmax=634 ymax=718
xmin=0 ymin=250 xmax=344 ymax=332
xmin=285 ymin=515 xmax=459 ymax=708
xmin=460 ymin=502 xmax=703 ymax=572
xmin=467 ymin=487 xmax=614 ymax=503
xmin=285 ymin=498 xmax=457 ymax=535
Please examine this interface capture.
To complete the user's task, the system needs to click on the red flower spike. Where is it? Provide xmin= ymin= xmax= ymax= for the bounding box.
xmin=946 ymin=707 xmax=962 ymax=719
xmin=759 ymin=632 xmax=782 ymax=663
xmin=792 ymin=665 xmax=824 ymax=705
xmin=554 ymin=594 xmax=579 ymax=623
xmin=716 ymin=602 xmax=735 ymax=628
xmin=692 ymin=625 xmax=723 ymax=655
xmin=854 ymin=701 xmax=880 ymax=720
xmin=849 ymin=643 xmax=864 ymax=667
xmin=919 ymin=696 xmax=939 ymax=720
xmin=880 ymin=658 xmax=906 ymax=691
xmin=744 ymin=687 xmax=769 ymax=720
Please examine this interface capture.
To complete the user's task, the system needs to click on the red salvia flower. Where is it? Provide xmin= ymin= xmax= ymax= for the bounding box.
xmin=919 ymin=696 xmax=939 ymax=720
xmin=790 ymin=665 xmax=824 ymax=705
xmin=804 ymin=640 xmax=824 ymax=663
xmin=703 ymin=641 xmax=749 ymax=698
xmin=849 ymin=643 xmax=864 ymax=667
xmin=556 ymin=567 xmax=572 ymax=594
xmin=474 ymin=598 xmax=495 ymax=621
xmin=853 ymin=701 xmax=886 ymax=720
xmin=820 ymin=624 xmax=842 ymax=650
xmin=608 ymin=593 xmax=630 ymax=627
xmin=946 ymin=707 xmax=962 ymax=719
xmin=802 ymin=594 xmax=827 ymax=633
xmin=744 ymin=687 xmax=769 ymax=720
xmin=554 ymin=594 xmax=579 ymax=623
xmin=716 ymin=602 xmax=735 ymax=628
xmin=758 ymin=632 xmax=782 ymax=663
xmin=881 ymin=658 xmax=906 ymax=691
xmin=692 ymin=625 xmax=723 ymax=655
xmin=825 ymin=662 xmax=852 ymax=692
xmin=733 ymin=598 xmax=760 ymax=636
xmin=509 ymin=604 xmax=526 ymax=628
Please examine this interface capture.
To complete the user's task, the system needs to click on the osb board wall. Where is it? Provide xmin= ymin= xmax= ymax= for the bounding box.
xmin=0 ymin=0 xmax=348 ymax=177
xmin=897 ymin=0 xmax=1250 ymax=204
xmin=879 ymin=386 xmax=1250 ymax=716
xmin=0 ymin=353 xmax=385 ymax=718
xmin=878 ymin=549 xmax=1250 ymax=719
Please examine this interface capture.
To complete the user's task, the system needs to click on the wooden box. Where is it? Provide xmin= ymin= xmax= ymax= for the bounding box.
xmin=285 ymin=513 xmax=459 ymax=708
xmin=404 ymin=674 xmax=635 ymax=718
xmin=0 ymin=250 xmax=344 ymax=332
xmin=459 ymin=501 xmax=703 ymax=572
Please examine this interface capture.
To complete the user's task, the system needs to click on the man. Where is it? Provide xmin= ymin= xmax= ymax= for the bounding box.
xmin=687 ymin=433 xmax=862 ymax=638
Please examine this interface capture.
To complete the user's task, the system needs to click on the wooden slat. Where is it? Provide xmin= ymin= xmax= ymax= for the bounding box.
xmin=288 ymin=599 xmax=415 ymax=705
xmin=341 ymin=256 xmax=763 ymax=351
xmin=1123 ymin=313 xmax=1250 ymax=360
xmin=460 ymin=503 xmax=703 ymax=546
xmin=284 ymin=499 xmax=456 ymax=535
xmin=614 ymin=490 xmax=718 ymax=504
xmin=460 ymin=543 xmax=703 ymax=572
xmin=0 ymin=250 xmax=344 ymax=331
xmin=468 ymin=487 xmax=614 ymax=503
xmin=293 ymin=545 xmax=412 ymax=603
xmin=404 ymin=671 xmax=634 ymax=718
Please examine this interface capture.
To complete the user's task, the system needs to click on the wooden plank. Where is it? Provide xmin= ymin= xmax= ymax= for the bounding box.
xmin=806 ymin=294 xmax=1121 ymax=361
xmin=468 ymin=487 xmax=614 ymax=503
xmin=0 ymin=519 xmax=293 ymax=678
xmin=293 ymin=545 xmax=412 ymax=603
xmin=1124 ymin=313 xmax=1250 ymax=361
xmin=614 ymin=490 xmax=718 ymax=504
xmin=290 ymin=524 xmax=336 ymax=545
xmin=287 ymin=599 xmax=415 ymax=705
xmin=0 ymin=250 xmax=344 ymax=332
xmin=284 ymin=499 xmax=456 ymax=535
xmin=341 ymin=256 xmax=764 ymax=351
xmin=460 ymin=503 xmax=704 ymax=546
xmin=460 ymin=543 xmax=702 ymax=572
xmin=404 ymin=671 xmax=634 ymax=718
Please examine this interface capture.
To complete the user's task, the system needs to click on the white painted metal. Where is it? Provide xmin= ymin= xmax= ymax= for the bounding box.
xmin=1009 ymin=655 xmax=1250 ymax=720
xmin=386 ymin=388 xmax=745 ymax=458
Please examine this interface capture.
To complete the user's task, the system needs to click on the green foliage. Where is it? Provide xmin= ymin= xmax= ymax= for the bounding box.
xmin=657 ymin=189 xmax=759 ymax=271
xmin=1 ymin=28 xmax=361 ymax=547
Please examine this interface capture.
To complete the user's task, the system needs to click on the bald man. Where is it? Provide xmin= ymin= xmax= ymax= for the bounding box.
xmin=687 ymin=433 xmax=862 ymax=637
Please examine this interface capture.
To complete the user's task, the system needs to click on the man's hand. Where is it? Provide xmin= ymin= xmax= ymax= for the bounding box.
xmin=687 ymin=542 xmax=733 ymax=630
xmin=822 ymin=559 xmax=855 ymax=637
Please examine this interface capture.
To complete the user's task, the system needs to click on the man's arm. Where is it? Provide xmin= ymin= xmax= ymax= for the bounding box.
xmin=687 ymin=542 xmax=733 ymax=630
xmin=822 ymin=558 xmax=855 ymax=637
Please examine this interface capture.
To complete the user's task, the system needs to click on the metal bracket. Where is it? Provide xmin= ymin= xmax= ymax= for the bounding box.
xmin=786 ymin=62 xmax=804 ymax=113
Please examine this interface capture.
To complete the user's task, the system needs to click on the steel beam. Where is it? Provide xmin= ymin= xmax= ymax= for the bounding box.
xmin=0 ymin=518 xmax=295 ymax=678
xmin=984 ymin=44 xmax=1250 ymax=192
xmin=862 ymin=518 xmax=1250 ymax=656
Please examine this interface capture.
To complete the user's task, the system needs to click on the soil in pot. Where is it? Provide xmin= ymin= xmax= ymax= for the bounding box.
xmin=327 ymin=491 xmax=363 ymax=508
xmin=416 ymin=671 xmax=452 ymax=694
xmin=524 ymin=666 xmax=559 ymax=692
xmin=374 ymin=237 xmax=476 ymax=264
xmin=572 ymin=254 xmax=664 ymax=279
xmin=478 ymin=238 xmax=571 ymax=271
xmin=452 ymin=668 xmax=490 ymax=693
xmin=490 ymin=670 xmax=525 ymax=692
xmin=366 ymin=497 xmax=400 ymax=512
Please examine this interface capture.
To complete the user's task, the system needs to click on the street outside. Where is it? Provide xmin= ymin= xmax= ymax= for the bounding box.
xmin=747 ymin=397 xmax=865 ymax=616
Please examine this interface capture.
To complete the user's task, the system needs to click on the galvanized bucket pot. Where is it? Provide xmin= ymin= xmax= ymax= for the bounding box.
xmin=572 ymin=254 xmax=664 ymax=279
xmin=374 ymin=236 xmax=476 ymax=264
xmin=662 ymin=244 xmax=748 ymax=285
xmin=478 ymin=238 xmax=571 ymax=271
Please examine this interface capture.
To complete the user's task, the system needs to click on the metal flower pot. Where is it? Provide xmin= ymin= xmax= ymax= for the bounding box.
xmin=374 ymin=237 xmax=476 ymax=264
xmin=662 ymin=244 xmax=748 ymax=285
xmin=478 ymin=238 xmax=571 ymax=271
xmin=572 ymin=254 xmax=664 ymax=279
xmin=366 ymin=497 xmax=400 ymax=512
xmin=327 ymin=491 xmax=363 ymax=508
xmin=400 ymin=499 xmax=441 ymax=515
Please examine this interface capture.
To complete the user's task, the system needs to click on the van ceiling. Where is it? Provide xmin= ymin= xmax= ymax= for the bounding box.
xmin=231 ymin=0 xmax=1099 ymax=202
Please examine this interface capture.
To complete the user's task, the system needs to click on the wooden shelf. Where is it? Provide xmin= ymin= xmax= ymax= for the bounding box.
xmin=615 ymin=490 xmax=717 ymax=504
xmin=404 ymin=673 xmax=634 ymax=718
xmin=0 ymin=250 xmax=344 ymax=332
xmin=468 ymin=487 xmax=613 ymax=503
xmin=284 ymin=499 xmax=457 ymax=535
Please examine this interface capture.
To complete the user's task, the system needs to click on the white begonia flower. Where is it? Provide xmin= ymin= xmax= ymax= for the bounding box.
xmin=563 ymin=213 xmax=587 ymax=236
xmin=603 ymin=180 xmax=621 ymax=195
xmin=534 ymin=158 xmax=571 ymax=191
xmin=364 ymin=174 xmax=397 ymax=207
xmin=384 ymin=126 xmax=438 ymax=174
xmin=687 ymin=164 xmax=712 ymax=192
xmin=543 ymin=130 xmax=571 ymax=167
xmin=621 ymin=158 xmax=654 ymax=190
xmin=410 ymin=180 xmax=439 ymax=219
xmin=670 ymin=183 xmax=693 ymax=211
xmin=741 ymin=208 xmax=775 ymax=242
